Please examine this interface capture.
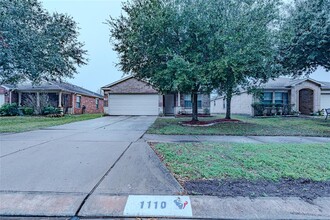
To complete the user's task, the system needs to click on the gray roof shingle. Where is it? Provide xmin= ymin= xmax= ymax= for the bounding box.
xmin=12 ymin=81 xmax=103 ymax=98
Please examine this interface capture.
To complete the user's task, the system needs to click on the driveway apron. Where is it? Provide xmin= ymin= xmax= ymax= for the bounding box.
xmin=0 ymin=116 xmax=182 ymax=217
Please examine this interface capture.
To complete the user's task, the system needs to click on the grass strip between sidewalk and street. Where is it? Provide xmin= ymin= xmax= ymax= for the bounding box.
xmin=147 ymin=115 xmax=330 ymax=136
xmin=0 ymin=114 xmax=103 ymax=133
xmin=153 ymin=142 xmax=330 ymax=182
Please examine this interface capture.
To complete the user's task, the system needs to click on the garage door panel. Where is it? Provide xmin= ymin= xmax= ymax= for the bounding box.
xmin=109 ymin=94 xmax=159 ymax=116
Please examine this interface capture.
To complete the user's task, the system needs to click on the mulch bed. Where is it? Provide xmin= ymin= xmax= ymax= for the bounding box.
xmin=184 ymin=179 xmax=330 ymax=201
xmin=175 ymin=114 xmax=212 ymax=118
xmin=180 ymin=118 xmax=242 ymax=126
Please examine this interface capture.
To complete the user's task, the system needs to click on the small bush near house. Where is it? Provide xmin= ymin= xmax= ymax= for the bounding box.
xmin=42 ymin=106 xmax=61 ymax=115
xmin=251 ymin=103 xmax=295 ymax=116
xmin=0 ymin=103 xmax=19 ymax=116
xmin=22 ymin=107 xmax=34 ymax=115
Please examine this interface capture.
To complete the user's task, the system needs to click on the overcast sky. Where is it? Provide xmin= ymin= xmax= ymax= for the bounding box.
xmin=42 ymin=0 xmax=329 ymax=92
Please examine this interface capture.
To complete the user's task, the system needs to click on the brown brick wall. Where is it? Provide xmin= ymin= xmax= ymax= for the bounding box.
xmin=105 ymin=78 xmax=158 ymax=94
xmin=73 ymin=94 xmax=104 ymax=114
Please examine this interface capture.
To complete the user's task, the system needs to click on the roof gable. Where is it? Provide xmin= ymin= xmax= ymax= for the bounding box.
xmin=261 ymin=77 xmax=326 ymax=89
xmin=102 ymin=77 xmax=158 ymax=94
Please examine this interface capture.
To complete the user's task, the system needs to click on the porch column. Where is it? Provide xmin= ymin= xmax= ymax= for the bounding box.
xmin=18 ymin=92 xmax=22 ymax=106
xmin=36 ymin=92 xmax=40 ymax=108
xmin=177 ymin=92 xmax=181 ymax=107
xmin=58 ymin=92 xmax=62 ymax=107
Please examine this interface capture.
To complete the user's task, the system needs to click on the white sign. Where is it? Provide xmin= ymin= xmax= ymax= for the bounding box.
xmin=123 ymin=195 xmax=193 ymax=217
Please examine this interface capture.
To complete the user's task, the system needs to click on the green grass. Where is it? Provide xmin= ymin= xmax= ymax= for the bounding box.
xmin=154 ymin=142 xmax=330 ymax=181
xmin=147 ymin=115 xmax=330 ymax=136
xmin=0 ymin=114 xmax=103 ymax=133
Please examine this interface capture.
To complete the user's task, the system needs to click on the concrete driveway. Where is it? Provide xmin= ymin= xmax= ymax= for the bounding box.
xmin=0 ymin=116 xmax=182 ymax=217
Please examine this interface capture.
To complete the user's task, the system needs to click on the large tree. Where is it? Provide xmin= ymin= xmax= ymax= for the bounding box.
xmin=210 ymin=0 xmax=282 ymax=119
xmin=109 ymin=0 xmax=226 ymax=121
xmin=0 ymin=0 xmax=87 ymax=84
xmin=279 ymin=0 xmax=330 ymax=76
xmin=108 ymin=0 xmax=281 ymax=120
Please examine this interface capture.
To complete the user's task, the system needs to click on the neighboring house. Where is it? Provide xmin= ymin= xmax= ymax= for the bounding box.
xmin=211 ymin=77 xmax=330 ymax=116
xmin=0 ymin=81 xmax=104 ymax=114
xmin=101 ymin=76 xmax=210 ymax=116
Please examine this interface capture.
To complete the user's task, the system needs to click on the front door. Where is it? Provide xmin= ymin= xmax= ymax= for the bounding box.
xmin=164 ymin=94 xmax=175 ymax=115
xmin=299 ymin=89 xmax=314 ymax=115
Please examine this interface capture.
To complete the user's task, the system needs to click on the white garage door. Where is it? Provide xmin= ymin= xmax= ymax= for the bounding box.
xmin=0 ymin=94 xmax=4 ymax=107
xmin=321 ymin=94 xmax=330 ymax=110
xmin=109 ymin=94 xmax=159 ymax=115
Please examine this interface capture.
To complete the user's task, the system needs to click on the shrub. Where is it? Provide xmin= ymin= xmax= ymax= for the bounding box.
xmin=203 ymin=108 xmax=210 ymax=115
xmin=251 ymin=103 xmax=266 ymax=116
xmin=23 ymin=107 xmax=34 ymax=115
xmin=42 ymin=106 xmax=61 ymax=115
xmin=0 ymin=103 xmax=19 ymax=116
xmin=252 ymin=103 xmax=295 ymax=116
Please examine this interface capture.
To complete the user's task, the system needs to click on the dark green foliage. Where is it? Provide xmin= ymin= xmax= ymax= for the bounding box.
xmin=0 ymin=103 xmax=19 ymax=116
xmin=22 ymin=107 xmax=34 ymax=116
xmin=42 ymin=106 xmax=60 ymax=115
xmin=251 ymin=103 xmax=295 ymax=116
xmin=0 ymin=0 xmax=87 ymax=84
xmin=108 ymin=0 xmax=281 ymax=121
xmin=279 ymin=0 xmax=330 ymax=76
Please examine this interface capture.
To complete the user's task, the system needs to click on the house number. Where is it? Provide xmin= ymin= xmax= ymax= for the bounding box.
xmin=140 ymin=201 xmax=167 ymax=209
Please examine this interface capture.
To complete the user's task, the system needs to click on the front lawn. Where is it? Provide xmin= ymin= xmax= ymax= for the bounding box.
xmin=0 ymin=114 xmax=103 ymax=133
xmin=147 ymin=115 xmax=330 ymax=136
xmin=153 ymin=142 xmax=330 ymax=198
xmin=154 ymin=142 xmax=330 ymax=181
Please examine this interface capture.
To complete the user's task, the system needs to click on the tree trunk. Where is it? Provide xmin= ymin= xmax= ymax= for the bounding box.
xmin=191 ymin=92 xmax=198 ymax=121
xmin=225 ymin=91 xmax=232 ymax=119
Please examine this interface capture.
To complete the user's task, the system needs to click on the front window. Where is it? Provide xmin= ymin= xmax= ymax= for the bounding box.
xmin=262 ymin=92 xmax=288 ymax=105
xmin=76 ymin=96 xmax=81 ymax=108
xmin=184 ymin=94 xmax=202 ymax=108
xmin=262 ymin=92 xmax=273 ymax=104
xmin=275 ymin=92 xmax=289 ymax=105
xmin=95 ymin=98 xmax=99 ymax=109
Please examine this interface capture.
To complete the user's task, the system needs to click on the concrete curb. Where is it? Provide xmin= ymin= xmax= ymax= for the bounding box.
xmin=78 ymin=195 xmax=330 ymax=219
xmin=0 ymin=191 xmax=86 ymax=217
xmin=1 ymin=192 xmax=329 ymax=219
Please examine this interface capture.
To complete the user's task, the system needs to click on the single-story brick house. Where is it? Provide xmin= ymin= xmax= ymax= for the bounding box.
xmin=101 ymin=76 xmax=210 ymax=116
xmin=211 ymin=77 xmax=330 ymax=116
xmin=0 ymin=81 xmax=104 ymax=114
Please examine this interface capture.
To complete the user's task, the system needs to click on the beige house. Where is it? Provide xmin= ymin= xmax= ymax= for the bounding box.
xmin=211 ymin=77 xmax=330 ymax=116
xmin=101 ymin=76 xmax=210 ymax=116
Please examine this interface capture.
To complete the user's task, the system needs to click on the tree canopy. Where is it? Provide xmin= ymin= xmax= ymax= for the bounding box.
xmin=109 ymin=0 xmax=282 ymax=120
xmin=279 ymin=0 xmax=330 ymax=76
xmin=0 ymin=0 xmax=87 ymax=84
xmin=208 ymin=0 xmax=282 ymax=119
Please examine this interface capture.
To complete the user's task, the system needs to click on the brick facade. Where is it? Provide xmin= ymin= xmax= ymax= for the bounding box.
xmin=73 ymin=94 xmax=104 ymax=114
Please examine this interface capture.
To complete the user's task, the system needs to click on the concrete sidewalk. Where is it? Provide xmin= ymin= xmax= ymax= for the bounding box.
xmin=144 ymin=134 xmax=330 ymax=144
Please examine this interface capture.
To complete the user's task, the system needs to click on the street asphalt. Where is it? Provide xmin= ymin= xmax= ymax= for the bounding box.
xmin=0 ymin=116 xmax=329 ymax=219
